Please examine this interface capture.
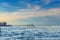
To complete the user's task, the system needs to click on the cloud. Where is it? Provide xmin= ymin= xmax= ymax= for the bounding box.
xmin=18 ymin=8 xmax=60 ymax=17
xmin=1 ymin=2 xmax=10 ymax=7
xmin=42 ymin=0 xmax=51 ymax=4
xmin=19 ymin=1 xmax=32 ymax=8
xmin=0 ymin=2 xmax=20 ymax=9
xmin=0 ymin=5 xmax=60 ymax=23
xmin=35 ymin=0 xmax=51 ymax=5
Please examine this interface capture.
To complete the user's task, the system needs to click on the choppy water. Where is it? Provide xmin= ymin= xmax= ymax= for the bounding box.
xmin=0 ymin=26 xmax=60 ymax=40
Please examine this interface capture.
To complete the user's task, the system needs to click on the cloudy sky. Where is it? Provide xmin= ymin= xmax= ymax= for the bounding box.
xmin=0 ymin=0 xmax=60 ymax=25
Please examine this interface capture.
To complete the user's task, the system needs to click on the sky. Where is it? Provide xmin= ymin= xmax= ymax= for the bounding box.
xmin=0 ymin=0 xmax=60 ymax=25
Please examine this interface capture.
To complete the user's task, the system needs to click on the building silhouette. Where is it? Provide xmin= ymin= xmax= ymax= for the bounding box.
xmin=0 ymin=22 xmax=7 ymax=26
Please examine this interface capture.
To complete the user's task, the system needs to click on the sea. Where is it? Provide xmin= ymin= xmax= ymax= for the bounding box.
xmin=0 ymin=26 xmax=60 ymax=40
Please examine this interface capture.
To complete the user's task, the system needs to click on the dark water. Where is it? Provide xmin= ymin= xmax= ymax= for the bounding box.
xmin=0 ymin=26 xmax=60 ymax=40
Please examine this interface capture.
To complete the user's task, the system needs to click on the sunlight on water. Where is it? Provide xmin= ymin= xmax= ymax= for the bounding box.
xmin=0 ymin=26 xmax=60 ymax=40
